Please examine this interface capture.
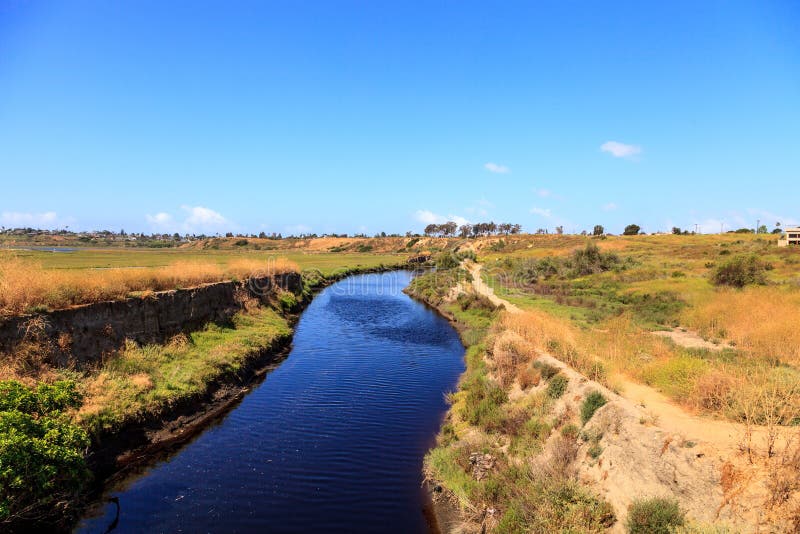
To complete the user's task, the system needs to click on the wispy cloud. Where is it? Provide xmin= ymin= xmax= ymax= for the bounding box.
xmin=602 ymin=202 xmax=618 ymax=211
xmin=145 ymin=212 xmax=173 ymax=227
xmin=600 ymin=141 xmax=641 ymax=159
xmin=146 ymin=205 xmax=233 ymax=234
xmin=0 ymin=211 xmax=60 ymax=228
xmin=530 ymin=207 xmax=552 ymax=218
xmin=535 ymin=188 xmax=551 ymax=198
xmin=746 ymin=208 xmax=798 ymax=228
xmin=464 ymin=198 xmax=494 ymax=218
xmin=414 ymin=209 xmax=469 ymax=226
xmin=484 ymin=162 xmax=510 ymax=174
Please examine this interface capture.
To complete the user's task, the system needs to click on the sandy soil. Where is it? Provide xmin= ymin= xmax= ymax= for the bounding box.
xmin=653 ymin=327 xmax=735 ymax=352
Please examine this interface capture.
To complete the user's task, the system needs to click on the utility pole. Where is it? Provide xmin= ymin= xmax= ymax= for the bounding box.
xmin=695 ymin=223 xmax=699 ymax=234
xmin=757 ymin=219 xmax=760 ymax=234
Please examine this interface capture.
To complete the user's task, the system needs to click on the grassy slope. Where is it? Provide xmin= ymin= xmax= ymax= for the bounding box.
xmin=406 ymin=271 xmax=615 ymax=533
xmin=77 ymin=306 xmax=292 ymax=436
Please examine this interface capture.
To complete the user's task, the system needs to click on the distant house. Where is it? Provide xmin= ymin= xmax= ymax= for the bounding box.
xmin=778 ymin=227 xmax=800 ymax=247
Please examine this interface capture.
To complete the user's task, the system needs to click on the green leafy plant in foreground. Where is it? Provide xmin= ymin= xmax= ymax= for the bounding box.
xmin=626 ymin=496 xmax=685 ymax=534
xmin=0 ymin=380 xmax=89 ymax=524
xmin=546 ymin=373 xmax=569 ymax=398
xmin=581 ymin=390 xmax=607 ymax=425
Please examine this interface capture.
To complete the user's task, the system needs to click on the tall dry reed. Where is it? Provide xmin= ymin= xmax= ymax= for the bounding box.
xmin=0 ymin=254 xmax=298 ymax=315
xmin=682 ymin=286 xmax=800 ymax=366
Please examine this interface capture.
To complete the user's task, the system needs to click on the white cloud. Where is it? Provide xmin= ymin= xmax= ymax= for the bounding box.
xmin=536 ymin=189 xmax=552 ymax=198
xmin=449 ymin=215 xmax=470 ymax=226
xmin=484 ymin=162 xmax=510 ymax=174
xmin=181 ymin=205 xmax=228 ymax=230
xmin=600 ymin=141 xmax=642 ymax=159
xmin=1 ymin=211 xmax=59 ymax=228
xmin=414 ymin=209 xmax=469 ymax=227
xmin=145 ymin=212 xmax=174 ymax=228
xmin=530 ymin=207 xmax=552 ymax=218
xmin=146 ymin=205 xmax=233 ymax=234
xmin=602 ymin=202 xmax=618 ymax=211
xmin=414 ymin=209 xmax=444 ymax=225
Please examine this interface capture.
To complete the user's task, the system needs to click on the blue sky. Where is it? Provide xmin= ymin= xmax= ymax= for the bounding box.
xmin=1 ymin=1 xmax=798 ymax=235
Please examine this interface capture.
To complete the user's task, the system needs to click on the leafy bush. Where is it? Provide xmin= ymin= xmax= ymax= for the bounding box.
xmin=457 ymin=249 xmax=477 ymax=262
xmin=626 ymin=497 xmax=685 ymax=534
xmin=435 ymin=251 xmax=460 ymax=270
xmin=533 ymin=360 xmax=560 ymax=380
xmin=456 ymin=293 xmax=498 ymax=312
xmin=277 ymin=290 xmax=299 ymax=312
xmin=623 ymin=291 xmax=685 ymax=326
xmin=623 ymin=224 xmax=641 ymax=235
xmin=461 ymin=374 xmax=508 ymax=429
xmin=580 ymin=391 xmax=607 ymax=425
xmin=546 ymin=373 xmax=569 ymax=399
xmin=567 ymin=242 xmax=622 ymax=276
xmin=512 ymin=257 xmax=560 ymax=284
xmin=711 ymin=255 xmax=768 ymax=288
xmin=0 ymin=380 xmax=89 ymax=524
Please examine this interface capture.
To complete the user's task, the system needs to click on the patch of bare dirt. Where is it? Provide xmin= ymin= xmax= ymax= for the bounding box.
xmin=653 ymin=327 xmax=735 ymax=352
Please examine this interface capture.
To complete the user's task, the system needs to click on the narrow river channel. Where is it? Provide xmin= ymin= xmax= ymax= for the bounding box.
xmin=77 ymin=271 xmax=465 ymax=533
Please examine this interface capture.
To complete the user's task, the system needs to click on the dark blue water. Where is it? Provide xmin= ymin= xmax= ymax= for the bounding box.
xmin=76 ymin=271 xmax=464 ymax=533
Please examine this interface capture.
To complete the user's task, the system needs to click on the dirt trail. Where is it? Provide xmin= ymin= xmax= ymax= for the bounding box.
xmin=465 ymin=262 xmax=521 ymax=313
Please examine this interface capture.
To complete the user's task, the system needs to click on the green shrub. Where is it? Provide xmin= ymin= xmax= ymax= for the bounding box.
xmin=546 ymin=373 xmax=569 ymax=399
xmin=456 ymin=293 xmax=498 ymax=312
xmin=435 ymin=251 xmax=460 ymax=270
xmin=623 ymin=224 xmax=641 ymax=236
xmin=711 ymin=255 xmax=768 ymax=288
xmin=588 ymin=442 xmax=603 ymax=459
xmin=512 ymin=257 xmax=560 ymax=284
xmin=405 ymin=237 xmax=421 ymax=249
xmin=567 ymin=242 xmax=622 ymax=276
xmin=0 ymin=380 xmax=89 ymax=523
xmin=461 ymin=375 xmax=508 ymax=429
xmin=457 ymin=249 xmax=477 ymax=262
xmin=626 ymin=497 xmax=685 ymax=534
xmin=277 ymin=291 xmax=299 ymax=312
xmin=560 ymin=423 xmax=580 ymax=439
xmin=581 ymin=391 xmax=607 ymax=425
xmin=533 ymin=360 xmax=560 ymax=380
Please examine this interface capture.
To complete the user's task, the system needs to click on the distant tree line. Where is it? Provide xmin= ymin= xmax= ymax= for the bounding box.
xmin=423 ymin=221 xmax=522 ymax=237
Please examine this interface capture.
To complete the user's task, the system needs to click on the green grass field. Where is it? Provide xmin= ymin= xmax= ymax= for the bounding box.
xmin=11 ymin=247 xmax=405 ymax=275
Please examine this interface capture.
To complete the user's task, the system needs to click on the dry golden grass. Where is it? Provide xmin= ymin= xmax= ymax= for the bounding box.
xmin=0 ymin=253 xmax=298 ymax=315
xmin=682 ymin=285 xmax=800 ymax=366
xmin=497 ymin=310 xmax=800 ymax=423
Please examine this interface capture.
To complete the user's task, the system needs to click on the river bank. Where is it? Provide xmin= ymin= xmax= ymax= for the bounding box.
xmin=1 ymin=262 xmax=408 ymax=532
xmin=405 ymin=260 xmax=800 ymax=533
